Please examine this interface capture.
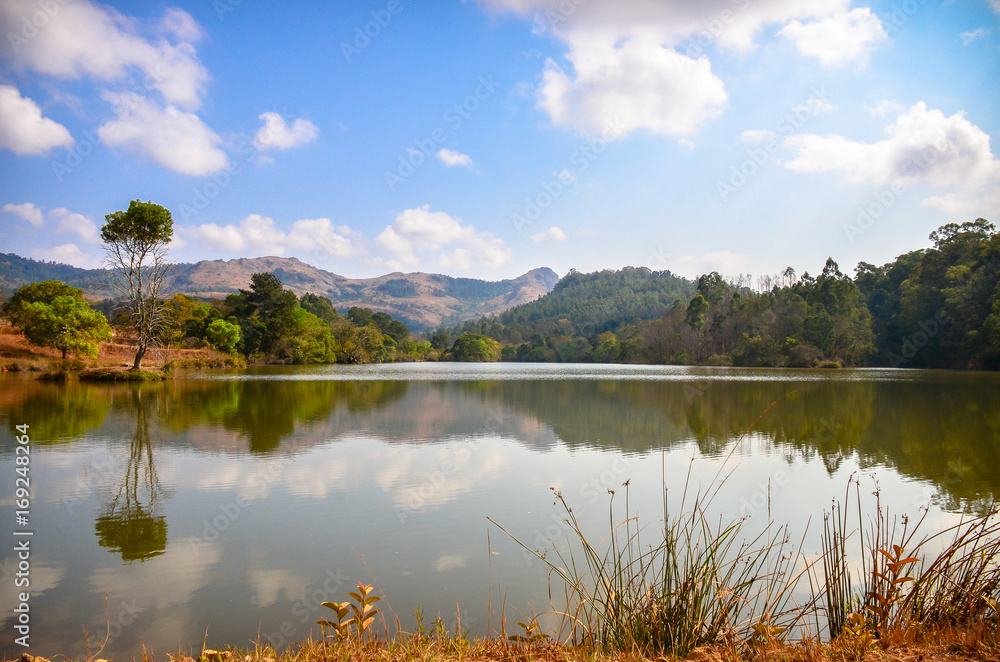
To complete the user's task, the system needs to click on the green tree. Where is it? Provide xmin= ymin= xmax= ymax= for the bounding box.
xmin=205 ymin=319 xmax=241 ymax=353
xmin=101 ymin=200 xmax=174 ymax=369
xmin=451 ymin=333 xmax=501 ymax=362
xmin=685 ymin=294 xmax=709 ymax=330
xmin=300 ymin=293 xmax=339 ymax=323
xmin=3 ymin=281 xmax=111 ymax=358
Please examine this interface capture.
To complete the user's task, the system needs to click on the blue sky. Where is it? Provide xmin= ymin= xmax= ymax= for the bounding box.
xmin=1 ymin=0 xmax=998 ymax=282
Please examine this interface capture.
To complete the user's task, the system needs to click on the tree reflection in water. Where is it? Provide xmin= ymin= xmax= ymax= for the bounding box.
xmin=94 ymin=389 xmax=167 ymax=562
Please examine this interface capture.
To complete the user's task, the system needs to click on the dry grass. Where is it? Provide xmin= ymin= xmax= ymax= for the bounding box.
xmin=0 ymin=319 xmax=242 ymax=373
xmin=10 ymin=623 xmax=996 ymax=662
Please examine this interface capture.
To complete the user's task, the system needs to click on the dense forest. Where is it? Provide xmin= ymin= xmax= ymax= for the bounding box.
xmin=438 ymin=218 xmax=999 ymax=369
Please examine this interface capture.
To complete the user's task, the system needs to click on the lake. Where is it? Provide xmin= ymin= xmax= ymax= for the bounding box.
xmin=1 ymin=363 xmax=998 ymax=658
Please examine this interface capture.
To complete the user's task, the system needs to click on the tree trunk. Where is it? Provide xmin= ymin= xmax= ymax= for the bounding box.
xmin=133 ymin=345 xmax=146 ymax=370
xmin=61 ymin=347 xmax=67 ymax=359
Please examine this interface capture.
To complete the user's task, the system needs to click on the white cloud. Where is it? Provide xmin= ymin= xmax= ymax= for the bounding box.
xmin=374 ymin=205 xmax=511 ymax=272
xmin=784 ymin=102 xmax=1000 ymax=218
xmin=253 ymin=112 xmax=318 ymax=151
xmin=780 ymin=8 xmax=887 ymax=66
xmin=0 ymin=85 xmax=74 ymax=155
xmin=537 ymin=40 xmax=728 ymax=136
xmin=0 ymin=0 xmax=209 ymax=110
xmin=991 ymin=0 xmax=1000 ymax=16
xmin=867 ymin=100 xmax=903 ymax=118
xmin=479 ymin=0 xmax=848 ymax=51
xmin=183 ymin=214 xmax=287 ymax=253
xmin=286 ymin=218 xmax=363 ymax=258
xmin=437 ymin=148 xmax=474 ymax=168
xmin=479 ymin=0 xmax=849 ymax=136
xmin=960 ymin=28 xmax=990 ymax=46
xmin=49 ymin=207 xmax=100 ymax=243
xmin=98 ymin=93 xmax=227 ymax=175
xmin=2 ymin=202 xmax=44 ymax=227
xmin=31 ymin=243 xmax=100 ymax=268
xmin=160 ymin=7 xmax=206 ymax=43
xmin=530 ymin=226 xmax=568 ymax=242
xmin=182 ymin=215 xmax=363 ymax=259
xmin=741 ymin=129 xmax=777 ymax=144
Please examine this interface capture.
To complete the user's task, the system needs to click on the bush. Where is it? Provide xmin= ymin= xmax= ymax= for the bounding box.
xmin=787 ymin=344 xmax=824 ymax=368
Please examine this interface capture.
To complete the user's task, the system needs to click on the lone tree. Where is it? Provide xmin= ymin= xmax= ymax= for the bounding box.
xmin=2 ymin=280 xmax=111 ymax=359
xmin=101 ymin=200 xmax=174 ymax=370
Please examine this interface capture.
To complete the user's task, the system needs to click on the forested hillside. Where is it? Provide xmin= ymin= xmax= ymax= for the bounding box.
xmin=443 ymin=219 xmax=999 ymax=369
xmin=444 ymin=267 xmax=696 ymax=361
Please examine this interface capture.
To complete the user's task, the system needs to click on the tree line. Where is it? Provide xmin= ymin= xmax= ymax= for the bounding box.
xmin=437 ymin=218 xmax=999 ymax=369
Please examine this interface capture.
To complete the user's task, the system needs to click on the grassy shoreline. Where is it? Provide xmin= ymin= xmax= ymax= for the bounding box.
xmin=0 ymin=320 xmax=244 ymax=376
xmin=9 ymin=621 xmax=997 ymax=662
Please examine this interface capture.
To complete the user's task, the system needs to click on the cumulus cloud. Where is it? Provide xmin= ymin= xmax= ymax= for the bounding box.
xmin=31 ymin=243 xmax=100 ymax=268
xmin=182 ymin=215 xmax=363 ymax=259
xmin=253 ymin=112 xmax=319 ymax=151
xmin=2 ymin=202 xmax=44 ymax=227
xmin=0 ymin=85 xmax=74 ymax=155
xmin=49 ymin=207 xmax=101 ymax=243
xmin=780 ymin=8 xmax=887 ymax=66
xmin=0 ymin=0 xmax=209 ymax=110
xmin=537 ymin=40 xmax=728 ymax=136
xmin=478 ymin=0 xmax=848 ymax=51
xmin=530 ymin=226 xmax=567 ymax=242
xmin=478 ymin=0 xmax=850 ymax=135
xmin=784 ymin=102 xmax=1000 ymax=218
xmin=98 ymin=93 xmax=228 ymax=175
xmin=437 ymin=148 xmax=474 ymax=168
xmin=374 ymin=205 xmax=511 ymax=272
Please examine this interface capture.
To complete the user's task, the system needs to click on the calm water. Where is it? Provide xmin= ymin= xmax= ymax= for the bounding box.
xmin=1 ymin=363 xmax=999 ymax=657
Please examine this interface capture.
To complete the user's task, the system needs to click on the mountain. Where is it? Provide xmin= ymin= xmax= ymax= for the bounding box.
xmin=455 ymin=266 xmax=696 ymax=340
xmin=0 ymin=253 xmax=559 ymax=330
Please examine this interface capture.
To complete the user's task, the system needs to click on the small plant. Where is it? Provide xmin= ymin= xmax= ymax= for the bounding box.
xmin=840 ymin=612 xmax=879 ymax=660
xmin=866 ymin=544 xmax=919 ymax=634
xmin=317 ymin=582 xmax=381 ymax=643
xmin=508 ymin=619 xmax=549 ymax=647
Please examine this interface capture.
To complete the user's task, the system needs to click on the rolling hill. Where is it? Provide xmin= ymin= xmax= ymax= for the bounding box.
xmin=0 ymin=253 xmax=558 ymax=330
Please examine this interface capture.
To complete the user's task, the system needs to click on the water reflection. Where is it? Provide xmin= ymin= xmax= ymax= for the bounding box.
xmin=0 ymin=366 xmax=998 ymax=659
xmin=1 ymin=368 xmax=997 ymax=511
xmin=95 ymin=390 xmax=167 ymax=562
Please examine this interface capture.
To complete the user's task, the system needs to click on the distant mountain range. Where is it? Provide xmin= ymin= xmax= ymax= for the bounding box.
xmin=0 ymin=253 xmax=559 ymax=330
